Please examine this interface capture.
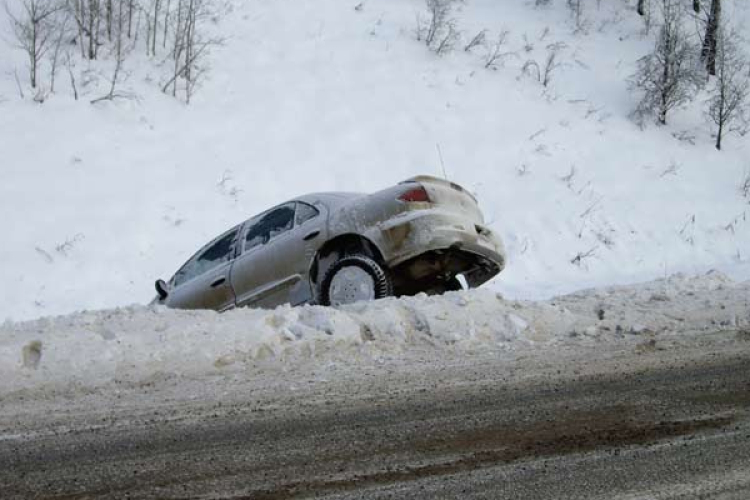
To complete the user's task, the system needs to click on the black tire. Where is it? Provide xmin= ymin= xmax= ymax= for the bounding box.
xmin=318 ymin=254 xmax=392 ymax=306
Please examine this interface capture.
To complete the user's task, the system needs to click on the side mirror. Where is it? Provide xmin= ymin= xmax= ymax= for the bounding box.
xmin=155 ymin=279 xmax=169 ymax=300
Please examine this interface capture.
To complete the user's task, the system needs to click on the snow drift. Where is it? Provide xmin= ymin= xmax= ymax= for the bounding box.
xmin=1 ymin=272 xmax=747 ymax=395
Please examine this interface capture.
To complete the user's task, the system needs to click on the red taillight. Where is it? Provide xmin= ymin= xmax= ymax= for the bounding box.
xmin=398 ymin=186 xmax=430 ymax=203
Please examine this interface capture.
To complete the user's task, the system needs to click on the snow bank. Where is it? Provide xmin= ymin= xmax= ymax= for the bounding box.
xmin=1 ymin=272 xmax=747 ymax=394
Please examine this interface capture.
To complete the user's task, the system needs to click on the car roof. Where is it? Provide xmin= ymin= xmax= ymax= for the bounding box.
xmin=294 ymin=192 xmax=365 ymax=208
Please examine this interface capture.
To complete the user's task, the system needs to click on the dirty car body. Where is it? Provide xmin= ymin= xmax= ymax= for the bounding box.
xmin=154 ymin=176 xmax=506 ymax=311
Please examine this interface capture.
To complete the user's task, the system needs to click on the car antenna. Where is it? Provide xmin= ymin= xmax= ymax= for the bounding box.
xmin=436 ymin=143 xmax=448 ymax=180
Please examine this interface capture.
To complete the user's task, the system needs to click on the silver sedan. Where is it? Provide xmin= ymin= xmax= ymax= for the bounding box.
xmin=154 ymin=176 xmax=506 ymax=310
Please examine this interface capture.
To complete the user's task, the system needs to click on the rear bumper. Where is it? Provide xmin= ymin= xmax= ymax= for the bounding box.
xmin=447 ymin=240 xmax=505 ymax=288
xmin=451 ymin=240 xmax=505 ymax=270
xmin=378 ymin=209 xmax=506 ymax=282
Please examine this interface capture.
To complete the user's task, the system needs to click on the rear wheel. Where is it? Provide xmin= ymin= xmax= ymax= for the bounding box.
xmin=319 ymin=255 xmax=392 ymax=306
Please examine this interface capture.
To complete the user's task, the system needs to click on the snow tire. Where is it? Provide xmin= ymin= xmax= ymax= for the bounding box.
xmin=319 ymin=255 xmax=392 ymax=306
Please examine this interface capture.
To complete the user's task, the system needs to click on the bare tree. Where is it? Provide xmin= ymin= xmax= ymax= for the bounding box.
xmin=4 ymin=0 xmax=220 ymax=102
xmin=87 ymin=0 xmax=100 ymax=59
xmin=423 ymin=0 xmax=449 ymax=47
xmin=464 ymin=29 xmax=485 ymax=52
xmin=162 ymin=0 xmax=219 ymax=103
xmin=67 ymin=0 xmax=103 ymax=59
xmin=65 ymin=52 xmax=78 ymax=99
xmin=48 ymin=8 xmax=70 ymax=92
xmin=630 ymin=0 xmax=701 ymax=125
xmin=706 ymin=26 xmax=749 ymax=150
xmin=701 ymin=0 xmax=720 ymax=75
xmin=567 ymin=0 xmax=586 ymax=33
xmin=417 ymin=0 xmax=460 ymax=54
xmin=127 ymin=0 xmax=133 ymax=36
xmin=5 ymin=0 xmax=63 ymax=88
xmin=91 ymin=0 xmax=128 ymax=102
xmin=542 ymin=43 xmax=565 ymax=87
xmin=483 ymin=30 xmax=512 ymax=70
xmin=162 ymin=0 xmax=170 ymax=48
xmin=150 ymin=0 xmax=161 ymax=55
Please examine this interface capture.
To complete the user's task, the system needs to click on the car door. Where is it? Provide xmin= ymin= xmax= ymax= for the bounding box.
xmin=166 ymin=226 xmax=240 ymax=311
xmin=231 ymin=201 xmax=325 ymax=308
xmin=288 ymin=201 xmax=327 ymax=304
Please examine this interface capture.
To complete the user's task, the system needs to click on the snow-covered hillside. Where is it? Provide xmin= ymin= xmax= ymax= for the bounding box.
xmin=1 ymin=0 xmax=749 ymax=321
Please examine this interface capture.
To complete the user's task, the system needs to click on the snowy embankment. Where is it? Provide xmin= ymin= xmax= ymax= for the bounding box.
xmin=1 ymin=272 xmax=747 ymax=395
xmin=1 ymin=0 xmax=750 ymax=322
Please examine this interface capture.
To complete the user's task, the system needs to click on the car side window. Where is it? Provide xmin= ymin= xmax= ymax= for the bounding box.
xmin=244 ymin=203 xmax=296 ymax=252
xmin=174 ymin=228 xmax=238 ymax=287
xmin=295 ymin=202 xmax=320 ymax=225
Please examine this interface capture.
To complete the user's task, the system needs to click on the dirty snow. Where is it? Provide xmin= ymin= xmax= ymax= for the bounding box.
xmin=1 ymin=272 xmax=747 ymax=395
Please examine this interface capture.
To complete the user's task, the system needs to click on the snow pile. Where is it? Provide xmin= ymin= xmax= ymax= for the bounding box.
xmin=1 ymin=272 xmax=747 ymax=394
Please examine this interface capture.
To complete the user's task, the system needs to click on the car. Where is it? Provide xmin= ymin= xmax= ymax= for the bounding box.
xmin=153 ymin=175 xmax=506 ymax=310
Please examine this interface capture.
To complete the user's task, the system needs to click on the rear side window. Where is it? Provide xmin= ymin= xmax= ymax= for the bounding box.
xmin=174 ymin=228 xmax=238 ymax=287
xmin=245 ymin=203 xmax=296 ymax=251
xmin=295 ymin=202 xmax=320 ymax=225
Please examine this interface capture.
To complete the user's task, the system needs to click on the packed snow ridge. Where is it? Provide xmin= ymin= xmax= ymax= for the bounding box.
xmin=1 ymin=272 xmax=747 ymax=395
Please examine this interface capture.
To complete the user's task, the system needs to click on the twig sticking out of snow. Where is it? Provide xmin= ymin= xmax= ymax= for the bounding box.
xmin=55 ymin=234 xmax=85 ymax=256
xmin=571 ymin=246 xmax=597 ymax=267
xmin=464 ymin=29 xmax=486 ymax=52
xmin=521 ymin=60 xmax=541 ymax=82
xmin=484 ymin=30 xmax=514 ymax=70
xmin=660 ymin=160 xmax=681 ymax=178
xmin=741 ymin=170 xmax=750 ymax=201
xmin=528 ymin=128 xmax=547 ymax=141
xmin=678 ymin=215 xmax=696 ymax=246
xmin=35 ymin=247 xmax=54 ymax=263
xmin=560 ymin=165 xmax=577 ymax=189
xmin=723 ymin=212 xmax=746 ymax=235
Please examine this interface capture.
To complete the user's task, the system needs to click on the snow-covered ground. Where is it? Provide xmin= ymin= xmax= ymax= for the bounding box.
xmin=1 ymin=0 xmax=749 ymax=322
xmin=1 ymin=271 xmax=747 ymax=395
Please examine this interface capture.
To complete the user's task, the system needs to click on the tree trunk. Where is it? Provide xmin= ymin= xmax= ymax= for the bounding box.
xmin=75 ymin=0 xmax=86 ymax=57
xmin=88 ymin=0 xmax=95 ymax=59
xmin=163 ymin=0 xmax=171 ymax=48
xmin=172 ymin=0 xmax=184 ymax=97
xmin=31 ymin=12 xmax=37 ymax=88
xmin=94 ymin=0 xmax=102 ymax=58
xmin=659 ymin=22 xmax=671 ymax=125
xmin=106 ymin=0 xmax=112 ymax=41
xmin=152 ymin=0 xmax=161 ymax=55
xmin=702 ymin=0 xmax=721 ymax=76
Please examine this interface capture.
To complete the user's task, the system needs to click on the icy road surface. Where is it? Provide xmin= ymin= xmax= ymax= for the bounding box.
xmin=0 ymin=272 xmax=749 ymax=498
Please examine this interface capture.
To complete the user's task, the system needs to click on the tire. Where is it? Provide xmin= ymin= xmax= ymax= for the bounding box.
xmin=319 ymin=255 xmax=392 ymax=306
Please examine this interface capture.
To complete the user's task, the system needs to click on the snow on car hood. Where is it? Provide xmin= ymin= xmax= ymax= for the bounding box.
xmin=0 ymin=271 xmax=747 ymax=395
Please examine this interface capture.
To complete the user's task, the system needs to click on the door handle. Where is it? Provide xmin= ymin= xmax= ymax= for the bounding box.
xmin=210 ymin=277 xmax=227 ymax=288
xmin=303 ymin=230 xmax=320 ymax=241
